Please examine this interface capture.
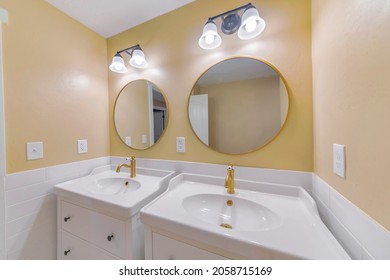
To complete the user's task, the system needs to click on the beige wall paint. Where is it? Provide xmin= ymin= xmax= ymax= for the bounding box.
xmin=200 ymin=76 xmax=282 ymax=154
xmin=1 ymin=0 xmax=109 ymax=173
xmin=108 ymin=0 xmax=313 ymax=171
xmin=114 ymin=80 xmax=150 ymax=148
xmin=312 ymin=0 xmax=390 ymax=230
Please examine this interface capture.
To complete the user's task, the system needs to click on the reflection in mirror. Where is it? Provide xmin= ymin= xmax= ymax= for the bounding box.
xmin=189 ymin=58 xmax=289 ymax=154
xmin=114 ymin=80 xmax=168 ymax=150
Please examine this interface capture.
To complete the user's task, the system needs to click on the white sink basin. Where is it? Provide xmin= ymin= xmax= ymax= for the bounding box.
xmin=141 ymin=173 xmax=350 ymax=259
xmin=89 ymin=178 xmax=141 ymax=195
xmin=182 ymin=194 xmax=281 ymax=231
xmin=54 ymin=165 xmax=175 ymax=219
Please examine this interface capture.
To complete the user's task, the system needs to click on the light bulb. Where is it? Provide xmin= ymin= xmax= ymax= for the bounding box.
xmin=134 ymin=56 xmax=143 ymax=65
xmin=245 ymin=19 xmax=257 ymax=33
xmin=205 ymin=34 xmax=215 ymax=45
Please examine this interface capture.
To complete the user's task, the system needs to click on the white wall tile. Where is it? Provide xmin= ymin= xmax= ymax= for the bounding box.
xmin=111 ymin=157 xmax=313 ymax=190
xmin=329 ymin=188 xmax=390 ymax=259
xmin=5 ymin=169 xmax=45 ymax=191
xmin=327 ymin=211 xmax=362 ymax=260
xmin=6 ymin=199 xmax=56 ymax=238
xmin=313 ymin=174 xmax=390 ymax=260
xmin=312 ymin=175 xmax=330 ymax=207
xmin=3 ymin=157 xmax=109 ymax=259
xmin=5 ymin=181 xmax=53 ymax=207
xmin=6 ymin=220 xmax=56 ymax=260
xmin=6 ymin=194 xmax=56 ymax=223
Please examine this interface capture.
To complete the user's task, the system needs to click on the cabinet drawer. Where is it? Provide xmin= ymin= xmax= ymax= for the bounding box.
xmin=61 ymin=231 xmax=119 ymax=260
xmin=152 ymin=233 xmax=227 ymax=260
xmin=61 ymin=201 xmax=126 ymax=257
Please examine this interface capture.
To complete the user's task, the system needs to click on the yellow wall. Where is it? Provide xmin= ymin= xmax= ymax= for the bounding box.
xmin=108 ymin=0 xmax=313 ymax=171
xmin=312 ymin=0 xmax=390 ymax=230
xmin=1 ymin=0 xmax=110 ymax=173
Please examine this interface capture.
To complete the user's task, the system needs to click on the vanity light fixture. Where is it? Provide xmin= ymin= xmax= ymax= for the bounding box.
xmin=198 ymin=3 xmax=265 ymax=50
xmin=109 ymin=44 xmax=148 ymax=73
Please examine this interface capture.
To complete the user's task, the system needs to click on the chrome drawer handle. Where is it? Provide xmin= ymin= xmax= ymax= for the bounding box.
xmin=64 ymin=217 xmax=70 ymax=222
xmin=107 ymin=234 xmax=114 ymax=242
xmin=64 ymin=249 xmax=70 ymax=256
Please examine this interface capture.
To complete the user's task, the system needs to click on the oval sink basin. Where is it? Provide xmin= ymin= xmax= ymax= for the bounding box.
xmin=88 ymin=177 xmax=141 ymax=195
xmin=182 ymin=194 xmax=281 ymax=232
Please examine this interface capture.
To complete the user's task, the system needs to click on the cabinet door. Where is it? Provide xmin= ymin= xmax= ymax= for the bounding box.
xmin=61 ymin=201 xmax=126 ymax=257
xmin=61 ymin=231 xmax=119 ymax=260
xmin=152 ymin=233 xmax=227 ymax=260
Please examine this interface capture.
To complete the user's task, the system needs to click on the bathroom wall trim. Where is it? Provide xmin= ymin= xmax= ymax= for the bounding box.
xmin=2 ymin=156 xmax=390 ymax=259
xmin=312 ymin=174 xmax=390 ymax=260
xmin=0 ymin=7 xmax=9 ymax=261
xmin=4 ymin=157 xmax=110 ymax=259
xmin=110 ymin=157 xmax=313 ymax=191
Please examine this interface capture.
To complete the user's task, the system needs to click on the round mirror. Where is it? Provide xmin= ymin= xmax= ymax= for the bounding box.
xmin=114 ymin=80 xmax=168 ymax=149
xmin=188 ymin=57 xmax=289 ymax=154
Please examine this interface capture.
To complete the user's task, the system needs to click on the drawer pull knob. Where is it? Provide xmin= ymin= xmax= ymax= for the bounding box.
xmin=64 ymin=250 xmax=70 ymax=256
xmin=64 ymin=217 xmax=70 ymax=222
xmin=107 ymin=234 xmax=114 ymax=242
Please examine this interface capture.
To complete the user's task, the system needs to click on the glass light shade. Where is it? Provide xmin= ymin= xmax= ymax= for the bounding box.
xmin=129 ymin=49 xmax=148 ymax=68
xmin=109 ymin=54 xmax=128 ymax=73
xmin=238 ymin=6 xmax=266 ymax=40
xmin=198 ymin=20 xmax=222 ymax=50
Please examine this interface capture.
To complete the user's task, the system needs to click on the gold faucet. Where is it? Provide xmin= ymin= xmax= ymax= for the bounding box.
xmin=225 ymin=165 xmax=235 ymax=194
xmin=116 ymin=156 xmax=136 ymax=177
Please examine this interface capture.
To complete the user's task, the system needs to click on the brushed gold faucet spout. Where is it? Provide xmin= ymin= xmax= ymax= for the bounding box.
xmin=225 ymin=165 xmax=235 ymax=194
xmin=116 ymin=156 xmax=136 ymax=177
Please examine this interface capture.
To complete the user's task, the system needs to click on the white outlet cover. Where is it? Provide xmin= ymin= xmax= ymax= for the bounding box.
xmin=176 ymin=137 xmax=186 ymax=153
xmin=142 ymin=134 xmax=147 ymax=144
xmin=333 ymin=144 xmax=346 ymax=178
xmin=78 ymin=139 xmax=88 ymax=154
xmin=26 ymin=142 xmax=43 ymax=160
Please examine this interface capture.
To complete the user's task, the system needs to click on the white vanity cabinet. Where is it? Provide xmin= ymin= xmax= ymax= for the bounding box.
xmin=58 ymin=199 xmax=143 ymax=260
xmin=144 ymin=227 xmax=229 ymax=260
xmin=54 ymin=165 xmax=176 ymax=260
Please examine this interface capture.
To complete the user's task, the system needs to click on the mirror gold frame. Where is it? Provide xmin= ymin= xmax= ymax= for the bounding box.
xmin=114 ymin=79 xmax=169 ymax=150
xmin=188 ymin=57 xmax=290 ymax=155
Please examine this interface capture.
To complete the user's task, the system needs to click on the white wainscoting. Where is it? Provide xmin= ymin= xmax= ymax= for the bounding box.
xmin=312 ymin=175 xmax=390 ymax=260
xmin=3 ymin=156 xmax=390 ymax=259
xmin=4 ymin=157 xmax=110 ymax=259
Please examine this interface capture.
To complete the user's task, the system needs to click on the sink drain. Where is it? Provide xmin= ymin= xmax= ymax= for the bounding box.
xmin=220 ymin=223 xmax=232 ymax=229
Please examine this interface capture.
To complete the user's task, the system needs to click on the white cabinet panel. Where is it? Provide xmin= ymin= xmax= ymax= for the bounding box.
xmin=152 ymin=233 xmax=227 ymax=260
xmin=61 ymin=231 xmax=118 ymax=260
xmin=61 ymin=201 xmax=126 ymax=258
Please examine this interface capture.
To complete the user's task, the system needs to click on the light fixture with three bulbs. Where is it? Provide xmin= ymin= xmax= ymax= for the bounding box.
xmin=199 ymin=3 xmax=266 ymax=50
xmin=109 ymin=44 xmax=148 ymax=73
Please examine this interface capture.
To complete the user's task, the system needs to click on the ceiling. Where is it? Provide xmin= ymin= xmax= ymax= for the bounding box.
xmin=46 ymin=0 xmax=194 ymax=38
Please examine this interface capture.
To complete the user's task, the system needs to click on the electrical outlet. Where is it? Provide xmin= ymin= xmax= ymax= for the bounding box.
xmin=78 ymin=139 xmax=88 ymax=154
xmin=142 ymin=134 xmax=147 ymax=144
xmin=333 ymin=144 xmax=346 ymax=178
xmin=176 ymin=137 xmax=186 ymax=153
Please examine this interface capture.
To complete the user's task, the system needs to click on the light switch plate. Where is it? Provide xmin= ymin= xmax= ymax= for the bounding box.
xmin=78 ymin=139 xmax=88 ymax=154
xmin=142 ymin=135 xmax=147 ymax=144
xmin=26 ymin=142 xmax=43 ymax=160
xmin=333 ymin=144 xmax=346 ymax=178
xmin=176 ymin=137 xmax=186 ymax=153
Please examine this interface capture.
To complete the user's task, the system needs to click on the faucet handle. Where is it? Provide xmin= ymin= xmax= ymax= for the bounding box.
xmin=227 ymin=164 xmax=234 ymax=170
